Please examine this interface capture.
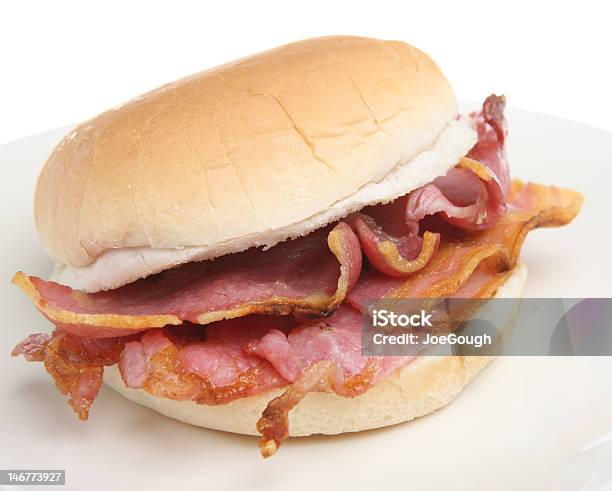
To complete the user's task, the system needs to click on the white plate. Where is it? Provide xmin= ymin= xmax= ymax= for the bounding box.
xmin=1 ymin=106 xmax=611 ymax=491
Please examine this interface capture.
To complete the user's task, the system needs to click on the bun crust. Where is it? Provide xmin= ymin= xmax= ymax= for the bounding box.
xmin=52 ymin=118 xmax=475 ymax=292
xmin=104 ymin=263 xmax=527 ymax=438
xmin=36 ymin=36 xmax=458 ymax=276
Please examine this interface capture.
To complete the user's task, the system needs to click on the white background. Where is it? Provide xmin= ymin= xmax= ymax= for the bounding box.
xmin=2 ymin=3 xmax=612 ymax=489
xmin=1 ymin=1 xmax=611 ymax=144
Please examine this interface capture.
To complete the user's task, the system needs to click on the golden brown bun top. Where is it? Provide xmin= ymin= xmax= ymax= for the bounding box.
xmin=35 ymin=36 xmax=457 ymax=273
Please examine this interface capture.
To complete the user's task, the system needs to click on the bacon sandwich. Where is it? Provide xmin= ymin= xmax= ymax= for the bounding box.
xmin=11 ymin=36 xmax=583 ymax=457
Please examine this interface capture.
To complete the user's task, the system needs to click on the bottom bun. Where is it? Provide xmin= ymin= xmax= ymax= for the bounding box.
xmin=104 ymin=262 xmax=527 ymax=437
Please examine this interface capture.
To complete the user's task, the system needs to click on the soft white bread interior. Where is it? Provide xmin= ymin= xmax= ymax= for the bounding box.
xmin=36 ymin=35 xmax=475 ymax=293
xmin=104 ymin=262 xmax=527 ymax=438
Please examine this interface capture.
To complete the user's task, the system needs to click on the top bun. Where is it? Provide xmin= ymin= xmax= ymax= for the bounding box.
xmin=37 ymin=36 xmax=472 ymax=292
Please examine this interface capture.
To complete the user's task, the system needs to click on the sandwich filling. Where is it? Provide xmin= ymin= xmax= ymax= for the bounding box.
xmin=11 ymin=96 xmax=583 ymax=456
